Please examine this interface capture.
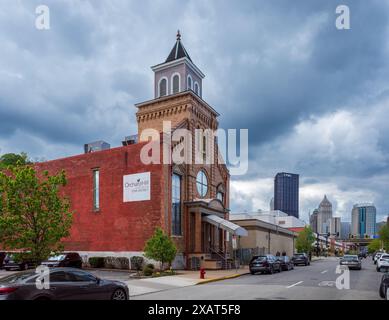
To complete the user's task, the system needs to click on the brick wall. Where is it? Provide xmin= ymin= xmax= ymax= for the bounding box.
xmin=35 ymin=142 xmax=167 ymax=253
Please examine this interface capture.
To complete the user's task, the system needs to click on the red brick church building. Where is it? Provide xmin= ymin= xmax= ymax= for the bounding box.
xmin=36 ymin=32 xmax=246 ymax=269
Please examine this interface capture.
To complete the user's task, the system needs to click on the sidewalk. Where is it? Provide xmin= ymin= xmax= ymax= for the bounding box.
xmin=127 ymin=267 xmax=249 ymax=297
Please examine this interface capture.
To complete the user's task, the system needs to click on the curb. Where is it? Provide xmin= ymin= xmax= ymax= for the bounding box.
xmin=196 ymin=272 xmax=249 ymax=285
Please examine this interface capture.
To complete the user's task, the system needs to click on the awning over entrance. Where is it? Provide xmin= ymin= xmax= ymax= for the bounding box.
xmin=203 ymin=214 xmax=248 ymax=237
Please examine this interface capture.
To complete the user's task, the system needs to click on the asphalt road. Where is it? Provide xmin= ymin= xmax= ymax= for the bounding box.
xmin=134 ymin=257 xmax=384 ymax=300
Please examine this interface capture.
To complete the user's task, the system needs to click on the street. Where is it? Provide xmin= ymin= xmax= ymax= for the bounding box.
xmin=133 ymin=257 xmax=383 ymax=300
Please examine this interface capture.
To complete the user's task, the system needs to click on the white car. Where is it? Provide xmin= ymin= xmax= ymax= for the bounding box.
xmin=377 ymin=254 xmax=389 ymax=272
xmin=374 ymin=252 xmax=385 ymax=265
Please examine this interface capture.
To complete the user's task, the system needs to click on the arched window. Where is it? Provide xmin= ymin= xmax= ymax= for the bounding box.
xmin=194 ymin=82 xmax=199 ymax=96
xmin=172 ymin=73 xmax=180 ymax=94
xmin=187 ymin=75 xmax=193 ymax=91
xmin=196 ymin=170 xmax=208 ymax=198
xmin=159 ymin=78 xmax=167 ymax=97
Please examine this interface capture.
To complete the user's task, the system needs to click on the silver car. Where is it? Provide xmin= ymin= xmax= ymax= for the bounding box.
xmin=0 ymin=268 xmax=129 ymax=300
xmin=340 ymin=255 xmax=362 ymax=270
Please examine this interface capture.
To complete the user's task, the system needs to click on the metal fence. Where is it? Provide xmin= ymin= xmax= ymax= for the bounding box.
xmin=236 ymin=247 xmax=266 ymax=265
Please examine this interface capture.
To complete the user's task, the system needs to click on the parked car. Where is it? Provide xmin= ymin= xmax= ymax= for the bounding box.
xmin=292 ymin=253 xmax=310 ymax=266
xmin=374 ymin=252 xmax=385 ymax=265
xmin=276 ymin=256 xmax=294 ymax=271
xmin=339 ymin=255 xmax=362 ymax=270
xmin=3 ymin=254 xmax=35 ymax=271
xmin=377 ymin=254 xmax=389 ymax=272
xmin=0 ymin=268 xmax=129 ymax=300
xmin=0 ymin=252 xmax=6 ymax=269
xmin=249 ymin=255 xmax=282 ymax=275
xmin=41 ymin=253 xmax=82 ymax=269
xmin=379 ymin=272 xmax=389 ymax=300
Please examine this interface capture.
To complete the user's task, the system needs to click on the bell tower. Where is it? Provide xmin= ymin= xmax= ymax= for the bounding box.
xmin=136 ymin=31 xmax=218 ymax=137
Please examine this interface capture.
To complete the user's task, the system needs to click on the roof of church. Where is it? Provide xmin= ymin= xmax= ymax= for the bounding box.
xmin=165 ymin=30 xmax=193 ymax=63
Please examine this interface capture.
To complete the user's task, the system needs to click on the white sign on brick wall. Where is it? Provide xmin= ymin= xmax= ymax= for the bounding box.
xmin=123 ymin=172 xmax=151 ymax=202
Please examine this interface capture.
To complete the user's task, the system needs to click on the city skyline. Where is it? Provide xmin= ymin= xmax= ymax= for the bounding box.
xmin=0 ymin=1 xmax=388 ymax=224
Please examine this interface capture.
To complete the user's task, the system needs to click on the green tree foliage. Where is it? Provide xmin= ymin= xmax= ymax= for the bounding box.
xmin=0 ymin=165 xmax=73 ymax=264
xmin=378 ymin=225 xmax=389 ymax=251
xmin=296 ymin=226 xmax=315 ymax=253
xmin=143 ymin=227 xmax=177 ymax=270
xmin=0 ymin=152 xmax=30 ymax=168
xmin=368 ymin=239 xmax=381 ymax=253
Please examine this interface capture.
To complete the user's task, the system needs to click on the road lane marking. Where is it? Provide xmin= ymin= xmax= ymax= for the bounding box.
xmin=321 ymin=270 xmax=328 ymax=274
xmin=286 ymin=281 xmax=303 ymax=289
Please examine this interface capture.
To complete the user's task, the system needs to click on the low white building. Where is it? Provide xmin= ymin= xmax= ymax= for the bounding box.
xmin=230 ymin=210 xmax=306 ymax=229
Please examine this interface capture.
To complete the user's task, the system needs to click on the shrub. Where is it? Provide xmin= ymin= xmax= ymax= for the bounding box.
xmin=117 ymin=257 xmax=130 ymax=270
xmin=103 ymin=256 xmax=130 ymax=269
xmin=89 ymin=257 xmax=105 ymax=268
xmin=130 ymin=256 xmax=144 ymax=271
xmin=143 ymin=265 xmax=154 ymax=276
xmin=146 ymin=263 xmax=155 ymax=270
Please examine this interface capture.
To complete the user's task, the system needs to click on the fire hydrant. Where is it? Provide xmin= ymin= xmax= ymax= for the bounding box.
xmin=200 ymin=267 xmax=206 ymax=279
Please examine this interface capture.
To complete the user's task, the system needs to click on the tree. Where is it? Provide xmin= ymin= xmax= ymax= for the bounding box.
xmin=368 ymin=239 xmax=381 ymax=254
xmin=295 ymin=226 xmax=315 ymax=254
xmin=0 ymin=152 xmax=30 ymax=169
xmin=143 ymin=227 xmax=177 ymax=270
xmin=379 ymin=225 xmax=389 ymax=251
xmin=0 ymin=165 xmax=73 ymax=264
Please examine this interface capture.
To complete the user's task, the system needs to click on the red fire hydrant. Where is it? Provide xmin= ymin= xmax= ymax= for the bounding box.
xmin=200 ymin=267 xmax=206 ymax=279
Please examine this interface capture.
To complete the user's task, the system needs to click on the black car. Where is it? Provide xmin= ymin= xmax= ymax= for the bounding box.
xmin=292 ymin=253 xmax=310 ymax=266
xmin=41 ymin=253 xmax=83 ymax=268
xmin=0 ymin=252 xmax=6 ymax=269
xmin=3 ymin=254 xmax=35 ymax=271
xmin=379 ymin=272 xmax=389 ymax=300
xmin=276 ymin=256 xmax=294 ymax=271
xmin=0 ymin=268 xmax=129 ymax=300
xmin=249 ymin=255 xmax=282 ymax=275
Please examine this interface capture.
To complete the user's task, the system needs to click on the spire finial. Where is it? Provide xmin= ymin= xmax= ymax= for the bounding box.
xmin=176 ymin=30 xmax=181 ymax=41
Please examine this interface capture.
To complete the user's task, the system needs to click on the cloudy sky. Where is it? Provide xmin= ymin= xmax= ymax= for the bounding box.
xmin=0 ymin=0 xmax=388 ymax=223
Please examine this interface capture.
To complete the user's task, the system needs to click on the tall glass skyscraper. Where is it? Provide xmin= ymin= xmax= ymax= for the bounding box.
xmin=274 ymin=172 xmax=299 ymax=218
xmin=351 ymin=203 xmax=377 ymax=238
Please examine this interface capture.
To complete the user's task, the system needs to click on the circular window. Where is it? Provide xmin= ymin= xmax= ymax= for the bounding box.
xmin=196 ymin=170 xmax=208 ymax=198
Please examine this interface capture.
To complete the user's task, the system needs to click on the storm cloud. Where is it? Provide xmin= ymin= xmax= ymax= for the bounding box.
xmin=0 ymin=0 xmax=388 ymax=222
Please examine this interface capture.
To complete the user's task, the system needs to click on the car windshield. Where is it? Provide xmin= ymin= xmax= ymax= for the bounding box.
xmin=0 ymin=271 xmax=37 ymax=284
xmin=48 ymin=255 xmax=66 ymax=261
xmin=294 ymin=254 xmax=304 ymax=257
xmin=252 ymin=256 xmax=267 ymax=262
xmin=381 ymin=255 xmax=389 ymax=260
xmin=343 ymin=255 xmax=358 ymax=260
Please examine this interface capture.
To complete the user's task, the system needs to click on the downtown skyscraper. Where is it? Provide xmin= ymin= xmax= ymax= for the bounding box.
xmin=351 ymin=203 xmax=377 ymax=238
xmin=274 ymin=172 xmax=299 ymax=218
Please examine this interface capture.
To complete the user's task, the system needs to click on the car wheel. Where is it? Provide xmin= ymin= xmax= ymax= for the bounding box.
xmin=111 ymin=288 xmax=127 ymax=301
xmin=377 ymin=267 xmax=380 ymax=272
xmin=250 ymin=271 xmax=255 ymax=275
